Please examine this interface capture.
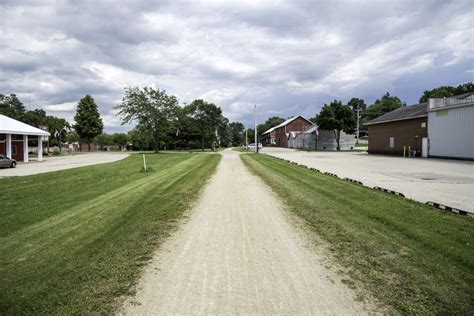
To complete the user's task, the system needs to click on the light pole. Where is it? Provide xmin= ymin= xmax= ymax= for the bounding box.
xmin=356 ymin=103 xmax=360 ymax=144
xmin=254 ymin=104 xmax=258 ymax=153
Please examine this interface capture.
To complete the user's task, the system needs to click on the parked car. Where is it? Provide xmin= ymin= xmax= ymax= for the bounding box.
xmin=247 ymin=143 xmax=263 ymax=150
xmin=0 ymin=155 xmax=16 ymax=168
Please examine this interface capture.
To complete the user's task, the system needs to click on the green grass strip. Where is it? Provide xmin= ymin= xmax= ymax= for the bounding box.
xmin=0 ymin=153 xmax=220 ymax=315
xmin=241 ymin=153 xmax=474 ymax=314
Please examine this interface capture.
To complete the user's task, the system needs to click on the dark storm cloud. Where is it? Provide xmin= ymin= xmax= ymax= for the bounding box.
xmin=0 ymin=0 xmax=472 ymax=131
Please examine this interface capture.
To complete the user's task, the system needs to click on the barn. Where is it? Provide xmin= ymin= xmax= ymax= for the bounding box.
xmin=0 ymin=115 xmax=50 ymax=162
xmin=262 ymin=116 xmax=313 ymax=148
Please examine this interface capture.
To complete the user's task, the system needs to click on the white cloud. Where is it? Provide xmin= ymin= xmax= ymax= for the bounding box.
xmin=0 ymin=0 xmax=472 ymax=130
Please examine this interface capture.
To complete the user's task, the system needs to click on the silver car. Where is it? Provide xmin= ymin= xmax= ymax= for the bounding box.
xmin=0 ymin=155 xmax=16 ymax=168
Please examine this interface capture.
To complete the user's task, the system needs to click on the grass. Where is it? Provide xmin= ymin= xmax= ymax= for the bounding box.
xmin=241 ymin=153 xmax=474 ymax=314
xmin=0 ymin=153 xmax=220 ymax=315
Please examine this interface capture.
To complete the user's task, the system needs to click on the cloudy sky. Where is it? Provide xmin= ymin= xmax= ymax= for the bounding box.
xmin=1 ymin=0 xmax=473 ymax=132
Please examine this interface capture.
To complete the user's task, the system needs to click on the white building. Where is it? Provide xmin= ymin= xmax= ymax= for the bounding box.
xmin=427 ymin=93 xmax=474 ymax=160
xmin=0 ymin=115 xmax=50 ymax=162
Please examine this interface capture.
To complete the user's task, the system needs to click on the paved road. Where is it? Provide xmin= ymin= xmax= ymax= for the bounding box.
xmin=0 ymin=153 xmax=129 ymax=177
xmin=122 ymin=149 xmax=371 ymax=314
xmin=263 ymin=147 xmax=474 ymax=214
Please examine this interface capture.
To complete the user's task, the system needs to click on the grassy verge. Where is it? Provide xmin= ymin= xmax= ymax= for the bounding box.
xmin=241 ymin=153 xmax=474 ymax=314
xmin=0 ymin=153 xmax=220 ymax=314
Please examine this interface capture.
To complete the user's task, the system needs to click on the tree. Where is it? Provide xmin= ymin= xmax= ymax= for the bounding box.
xmin=362 ymin=92 xmax=403 ymax=122
xmin=116 ymin=87 xmax=179 ymax=151
xmin=257 ymin=116 xmax=285 ymax=136
xmin=217 ymin=116 xmax=232 ymax=148
xmin=229 ymin=122 xmax=245 ymax=146
xmin=95 ymin=133 xmax=111 ymax=151
xmin=0 ymin=94 xmax=26 ymax=120
xmin=111 ymin=133 xmax=129 ymax=151
xmin=184 ymin=100 xmax=223 ymax=151
xmin=348 ymin=97 xmax=367 ymax=112
xmin=128 ymin=128 xmax=152 ymax=151
xmin=419 ymin=82 xmax=474 ymax=103
xmin=315 ymin=100 xmax=356 ymax=151
xmin=74 ymin=95 xmax=104 ymax=151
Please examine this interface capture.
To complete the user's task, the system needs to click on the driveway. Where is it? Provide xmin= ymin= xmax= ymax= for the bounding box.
xmin=0 ymin=152 xmax=129 ymax=177
xmin=263 ymin=147 xmax=474 ymax=214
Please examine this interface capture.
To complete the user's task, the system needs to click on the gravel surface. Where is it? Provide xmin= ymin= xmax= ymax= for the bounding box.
xmin=263 ymin=147 xmax=474 ymax=214
xmin=122 ymin=149 xmax=370 ymax=314
xmin=0 ymin=153 xmax=129 ymax=177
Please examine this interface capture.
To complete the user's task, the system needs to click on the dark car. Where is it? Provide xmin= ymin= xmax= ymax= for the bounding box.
xmin=0 ymin=155 xmax=16 ymax=168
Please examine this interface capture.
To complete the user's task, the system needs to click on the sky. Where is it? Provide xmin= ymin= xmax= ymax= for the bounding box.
xmin=1 ymin=0 xmax=473 ymax=132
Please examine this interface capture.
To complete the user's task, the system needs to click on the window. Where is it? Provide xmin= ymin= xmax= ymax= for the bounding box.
xmin=389 ymin=137 xmax=395 ymax=148
xmin=12 ymin=145 xmax=17 ymax=156
xmin=421 ymin=122 xmax=426 ymax=128
xmin=436 ymin=110 xmax=448 ymax=117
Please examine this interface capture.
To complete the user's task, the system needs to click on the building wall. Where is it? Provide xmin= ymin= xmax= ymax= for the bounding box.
xmin=0 ymin=134 xmax=5 ymax=157
xmin=316 ymin=130 xmax=356 ymax=151
xmin=274 ymin=117 xmax=313 ymax=147
xmin=428 ymin=105 xmax=474 ymax=159
xmin=368 ymin=117 xmax=427 ymax=156
xmin=0 ymin=134 xmax=25 ymax=161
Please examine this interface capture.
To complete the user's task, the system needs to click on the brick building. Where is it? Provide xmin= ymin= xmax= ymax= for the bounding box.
xmin=365 ymin=103 xmax=428 ymax=156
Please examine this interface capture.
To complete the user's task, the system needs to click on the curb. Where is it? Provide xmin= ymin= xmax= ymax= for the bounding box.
xmin=373 ymin=186 xmax=405 ymax=197
xmin=344 ymin=178 xmax=363 ymax=185
xmin=425 ymin=201 xmax=471 ymax=217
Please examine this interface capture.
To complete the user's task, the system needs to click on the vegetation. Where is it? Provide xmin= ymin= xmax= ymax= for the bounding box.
xmin=74 ymin=95 xmax=104 ymax=151
xmin=0 ymin=153 xmax=220 ymax=314
xmin=241 ymin=154 xmax=474 ymax=314
xmin=314 ymin=100 xmax=356 ymax=150
xmin=116 ymin=87 xmax=244 ymax=151
xmin=419 ymin=82 xmax=474 ymax=102
xmin=362 ymin=92 xmax=405 ymax=122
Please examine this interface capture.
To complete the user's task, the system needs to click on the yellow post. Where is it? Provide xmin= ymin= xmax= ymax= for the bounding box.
xmin=403 ymin=145 xmax=406 ymax=157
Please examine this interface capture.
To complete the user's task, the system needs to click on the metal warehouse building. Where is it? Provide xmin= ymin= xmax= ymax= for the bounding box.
xmin=427 ymin=93 xmax=474 ymax=160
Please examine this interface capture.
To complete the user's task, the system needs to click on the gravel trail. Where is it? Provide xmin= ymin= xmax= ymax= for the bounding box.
xmin=122 ymin=149 xmax=370 ymax=314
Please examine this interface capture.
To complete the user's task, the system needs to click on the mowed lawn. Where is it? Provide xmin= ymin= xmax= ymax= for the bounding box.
xmin=0 ymin=153 xmax=220 ymax=315
xmin=242 ymin=154 xmax=474 ymax=314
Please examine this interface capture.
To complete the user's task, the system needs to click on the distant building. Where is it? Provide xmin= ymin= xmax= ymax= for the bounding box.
xmin=365 ymin=103 xmax=428 ymax=156
xmin=293 ymin=125 xmax=356 ymax=151
xmin=427 ymin=93 xmax=474 ymax=159
xmin=0 ymin=114 xmax=50 ymax=162
xmin=365 ymin=92 xmax=474 ymax=159
xmin=261 ymin=116 xmax=313 ymax=147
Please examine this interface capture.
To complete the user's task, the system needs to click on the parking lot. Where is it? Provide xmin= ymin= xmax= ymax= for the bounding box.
xmin=0 ymin=152 xmax=129 ymax=177
xmin=263 ymin=147 xmax=474 ymax=214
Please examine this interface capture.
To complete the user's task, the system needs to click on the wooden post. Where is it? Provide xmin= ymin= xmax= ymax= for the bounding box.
xmin=143 ymin=154 xmax=147 ymax=172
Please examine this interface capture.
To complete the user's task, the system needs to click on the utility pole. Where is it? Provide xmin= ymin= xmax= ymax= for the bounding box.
xmin=356 ymin=103 xmax=360 ymax=144
xmin=245 ymin=128 xmax=248 ymax=150
xmin=254 ymin=104 xmax=258 ymax=153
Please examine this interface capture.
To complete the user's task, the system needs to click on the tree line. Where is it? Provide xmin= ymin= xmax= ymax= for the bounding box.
xmin=1 ymin=82 xmax=471 ymax=152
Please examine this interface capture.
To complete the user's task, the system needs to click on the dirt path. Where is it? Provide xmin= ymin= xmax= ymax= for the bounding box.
xmin=122 ymin=149 xmax=370 ymax=314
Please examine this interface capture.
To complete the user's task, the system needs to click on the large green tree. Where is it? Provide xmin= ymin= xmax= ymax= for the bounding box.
xmin=74 ymin=95 xmax=104 ymax=151
xmin=116 ymin=87 xmax=179 ymax=151
xmin=184 ymin=99 xmax=223 ymax=151
xmin=0 ymin=94 xmax=26 ymax=120
xmin=315 ymin=100 xmax=356 ymax=151
xmin=419 ymin=82 xmax=474 ymax=103
xmin=229 ymin=121 xmax=245 ymax=146
xmin=111 ymin=133 xmax=129 ymax=151
xmin=362 ymin=92 xmax=404 ymax=122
